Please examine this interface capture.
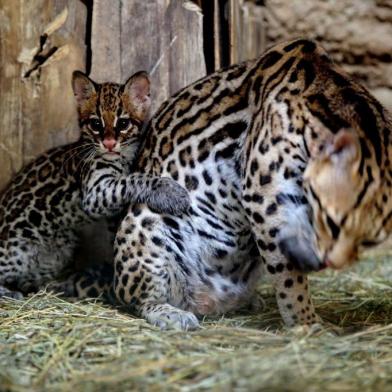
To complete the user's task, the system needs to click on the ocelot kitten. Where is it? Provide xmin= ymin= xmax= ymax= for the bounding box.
xmin=105 ymin=38 xmax=386 ymax=330
xmin=0 ymin=71 xmax=189 ymax=299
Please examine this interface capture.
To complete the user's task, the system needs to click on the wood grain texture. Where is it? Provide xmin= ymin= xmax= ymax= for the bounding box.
xmin=168 ymin=1 xmax=206 ymax=95
xmin=0 ymin=0 xmax=86 ymax=190
xmin=229 ymin=0 xmax=266 ymax=64
xmin=91 ymin=0 xmax=206 ymax=114
xmin=90 ymin=0 xmax=121 ymax=82
xmin=0 ymin=0 xmax=265 ymax=191
xmin=0 ymin=0 xmax=24 ymax=189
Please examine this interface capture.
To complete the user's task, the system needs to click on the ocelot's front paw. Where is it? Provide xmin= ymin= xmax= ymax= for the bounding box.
xmin=143 ymin=303 xmax=200 ymax=331
xmin=0 ymin=286 xmax=23 ymax=300
xmin=278 ymin=236 xmax=325 ymax=272
xmin=148 ymin=177 xmax=190 ymax=215
xmin=46 ymin=278 xmax=77 ymax=297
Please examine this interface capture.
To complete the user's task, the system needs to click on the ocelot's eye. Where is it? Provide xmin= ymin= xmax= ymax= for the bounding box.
xmin=361 ymin=239 xmax=380 ymax=248
xmin=117 ymin=118 xmax=132 ymax=132
xmin=88 ymin=118 xmax=103 ymax=134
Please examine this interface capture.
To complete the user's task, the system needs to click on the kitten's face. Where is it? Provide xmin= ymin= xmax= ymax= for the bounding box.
xmin=72 ymin=71 xmax=151 ymax=161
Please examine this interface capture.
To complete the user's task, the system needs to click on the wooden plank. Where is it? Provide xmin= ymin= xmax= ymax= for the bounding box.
xmin=0 ymin=0 xmax=24 ymax=189
xmin=240 ymin=1 xmax=266 ymax=61
xmin=228 ymin=0 xmax=241 ymax=64
xmin=119 ymin=0 xmax=170 ymax=112
xmin=89 ymin=0 xmax=206 ymax=114
xmin=0 ymin=0 xmax=86 ymax=190
xmin=213 ymin=0 xmax=222 ymax=70
xmin=229 ymin=0 xmax=266 ymax=63
xmin=167 ymin=1 xmax=206 ymax=94
xmin=90 ymin=0 xmax=121 ymax=82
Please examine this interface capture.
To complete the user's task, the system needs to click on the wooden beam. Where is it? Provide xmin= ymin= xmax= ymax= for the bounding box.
xmin=213 ymin=0 xmax=222 ymax=70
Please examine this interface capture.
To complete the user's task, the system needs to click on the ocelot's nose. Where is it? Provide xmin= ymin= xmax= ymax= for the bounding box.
xmin=103 ymin=138 xmax=117 ymax=151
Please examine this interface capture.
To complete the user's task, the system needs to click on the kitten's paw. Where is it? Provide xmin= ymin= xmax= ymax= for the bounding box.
xmin=148 ymin=177 xmax=190 ymax=215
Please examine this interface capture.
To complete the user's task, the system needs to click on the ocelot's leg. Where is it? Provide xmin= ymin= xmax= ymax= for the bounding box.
xmin=48 ymin=263 xmax=115 ymax=301
xmin=243 ymin=177 xmax=318 ymax=326
xmin=113 ymin=204 xmax=199 ymax=330
xmin=0 ymin=240 xmax=36 ymax=299
xmin=247 ymin=202 xmax=318 ymax=325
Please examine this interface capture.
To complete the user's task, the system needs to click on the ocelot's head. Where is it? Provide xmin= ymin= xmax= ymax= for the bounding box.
xmin=271 ymin=44 xmax=392 ymax=272
xmin=304 ymin=122 xmax=391 ymax=270
xmin=72 ymin=71 xmax=151 ymax=161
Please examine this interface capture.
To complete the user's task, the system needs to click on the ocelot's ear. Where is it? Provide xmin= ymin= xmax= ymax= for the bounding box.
xmin=72 ymin=71 xmax=96 ymax=106
xmin=124 ymin=71 xmax=151 ymax=120
xmin=325 ymin=129 xmax=359 ymax=166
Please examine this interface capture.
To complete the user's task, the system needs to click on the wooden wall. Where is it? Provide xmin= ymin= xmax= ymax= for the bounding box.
xmin=89 ymin=0 xmax=206 ymax=114
xmin=0 ymin=0 xmax=86 ymax=189
xmin=0 ymin=0 xmax=266 ymax=191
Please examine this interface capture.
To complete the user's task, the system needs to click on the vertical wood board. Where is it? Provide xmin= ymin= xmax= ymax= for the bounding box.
xmin=90 ymin=0 xmax=206 ymax=114
xmin=229 ymin=0 xmax=266 ymax=64
xmin=0 ymin=0 xmax=87 ymax=189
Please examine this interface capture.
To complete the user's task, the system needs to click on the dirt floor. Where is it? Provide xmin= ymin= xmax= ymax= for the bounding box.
xmin=1 ymin=254 xmax=391 ymax=392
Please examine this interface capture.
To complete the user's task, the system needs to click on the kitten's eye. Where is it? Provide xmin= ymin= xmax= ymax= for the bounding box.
xmin=88 ymin=118 xmax=103 ymax=134
xmin=117 ymin=118 xmax=132 ymax=132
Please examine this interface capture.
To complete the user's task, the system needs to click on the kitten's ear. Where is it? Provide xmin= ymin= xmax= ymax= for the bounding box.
xmin=72 ymin=71 xmax=96 ymax=105
xmin=326 ymin=129 xmax=359 ymax=165
xmin=124 ymin=71 xmax=151 ymax=120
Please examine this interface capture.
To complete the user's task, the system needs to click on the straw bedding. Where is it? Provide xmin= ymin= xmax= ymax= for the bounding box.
xmin=1 ymin=253 xmax=391 ymax=391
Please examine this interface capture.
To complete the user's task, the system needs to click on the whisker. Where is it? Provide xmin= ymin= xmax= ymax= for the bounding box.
xmin=75 ymin=147 xmax=95 ymax=176
xmin=80 ymin=150 xmax=97 ymax=179
xmin=64 ymin=142 xmax=97 ymax=173
xmin=75 ymin=146 xmax=94 ymax=173
xmin=62 ymin=143 xmax=94 ymax=175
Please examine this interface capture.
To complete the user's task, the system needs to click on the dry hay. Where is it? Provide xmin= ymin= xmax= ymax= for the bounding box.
xmin=1 ymin=255 xmax=392 ymax=392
